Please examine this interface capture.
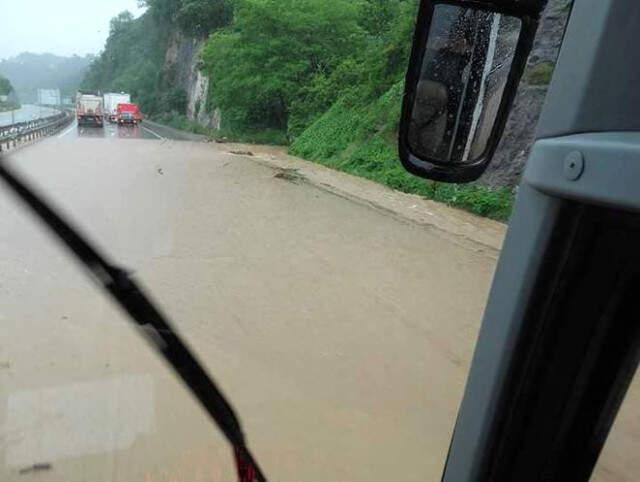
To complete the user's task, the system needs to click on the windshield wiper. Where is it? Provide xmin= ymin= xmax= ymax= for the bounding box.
xmin=0 ymin=158 xmax=266 ymax=482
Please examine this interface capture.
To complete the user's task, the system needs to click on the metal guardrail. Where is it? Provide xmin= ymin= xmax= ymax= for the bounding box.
xmin=0 ymin=112 xmax=73 ymax=153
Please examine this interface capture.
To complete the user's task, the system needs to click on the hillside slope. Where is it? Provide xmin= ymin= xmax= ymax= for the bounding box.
xmin=83 ymin=0 xmax=570 ymax=220
xmin=0 ymin=53 xmax=93 ymax=103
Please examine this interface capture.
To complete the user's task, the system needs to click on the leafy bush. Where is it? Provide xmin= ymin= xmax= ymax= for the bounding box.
xmin=176 ymin=0 xmax=233 ymax=37
xmin=154 ymin=112 xmax=210 ymax=134
xmin=0 ymin=75 xmax=13 ymax=96
xmin=154 ymin=112 xmax=289 ymax=144
xmin=292 ymin=82 xmax=514 ymax=221
xmin=201 ymin=0 xmax=419 ymax=136
xmin=214 ymin=127 xmax=289 ymax=145
xmin=0 ymin=75 xmax=19 ymax=112
xmin=202 ymin=0 xmax=366 ymax=132
xmin=141 ymin=0 xmax=233 ymax=34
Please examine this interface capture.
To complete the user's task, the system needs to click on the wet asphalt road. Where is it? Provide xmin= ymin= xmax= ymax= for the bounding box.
xmin=0 ymin=130 xmax=637 ymax=482
xmin=57 ymin=120 xmax=165 ymax=141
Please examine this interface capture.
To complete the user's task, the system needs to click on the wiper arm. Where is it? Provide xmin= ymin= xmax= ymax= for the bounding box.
xmin=0 ymin=159 xmax=266 ymax=482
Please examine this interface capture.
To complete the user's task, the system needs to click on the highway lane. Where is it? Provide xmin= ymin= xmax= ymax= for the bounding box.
xmin=57 ymin=120 xmax=165 ymax=141
xmin=0 ymin=104 xmax=60 ymax=127
xmin=0 ymin=132 xmax=636 ymax=482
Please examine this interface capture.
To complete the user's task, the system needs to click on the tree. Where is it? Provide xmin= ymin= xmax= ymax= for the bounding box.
xmin=0 ymin=75 xmax=13 ymax=96
xmin=202 ymin=0 xmax=365 ymax=131
xmin=361 ymin=0 xmax=406 ymax=36
xmin=138 ymin=0 xmax=181 ymax=24
xmin=176 ymin=0 xmax=233 ymax=37
xmin=81 ymin=10 xmax=170 ymax=114
xmin=110 ymin=11 xmax=135 ymax=33
xmin=139 ymin=0 xmax=232 ymax=35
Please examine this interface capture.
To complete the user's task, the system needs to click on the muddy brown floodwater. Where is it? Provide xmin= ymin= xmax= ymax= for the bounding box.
xmin=0 ymin=135 xmax=637 ymax=482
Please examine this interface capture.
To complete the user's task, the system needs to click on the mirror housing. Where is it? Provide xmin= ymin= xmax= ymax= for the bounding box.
xmin=399 ymin=0 xmax=545 ymax=183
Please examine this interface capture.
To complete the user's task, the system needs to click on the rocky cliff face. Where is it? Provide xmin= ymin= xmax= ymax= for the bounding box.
xmin=163 ymin=32 xmax=220 ymax=129
xmin=481 ymin=0 xmax=572 ymax=188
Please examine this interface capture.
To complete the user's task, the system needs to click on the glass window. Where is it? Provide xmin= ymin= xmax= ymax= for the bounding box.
xmin=0 ymin=1 xmax=573 ymax=481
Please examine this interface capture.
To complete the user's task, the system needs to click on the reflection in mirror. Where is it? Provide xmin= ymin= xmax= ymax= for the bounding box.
xmin=409 ymin=4 xmax=521 ymax=165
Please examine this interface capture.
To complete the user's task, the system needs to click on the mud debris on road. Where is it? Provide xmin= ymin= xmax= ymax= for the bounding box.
xmin=3 ymin=137 xmax=636 ymax=482
xmin=18 ymin=463 xmax=52 ymax=475
xmin=1 ymin=138 xmax=503 ymax=482
xmin=273 ymin=168 xmax=304 ymax=183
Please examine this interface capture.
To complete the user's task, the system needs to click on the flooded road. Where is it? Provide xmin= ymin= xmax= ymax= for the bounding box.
xmin=57 ymin=120 xmax=164 ymax=141
xmin=0 ymin=134 xmax=636 ymax=482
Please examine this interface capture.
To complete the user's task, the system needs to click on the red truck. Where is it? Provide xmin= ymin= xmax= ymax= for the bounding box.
xmin=116 ymin=103 xmax=143 ymax=126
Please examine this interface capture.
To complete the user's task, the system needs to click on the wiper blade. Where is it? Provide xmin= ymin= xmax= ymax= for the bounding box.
xmin=0 ymin=159 xmax=266 ymax=482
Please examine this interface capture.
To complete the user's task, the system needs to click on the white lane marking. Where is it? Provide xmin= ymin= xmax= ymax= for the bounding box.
xmin=141 ymin=125 xmax=164 ymax=140
xmin=57 ymin=121 xmax=77 ymax=138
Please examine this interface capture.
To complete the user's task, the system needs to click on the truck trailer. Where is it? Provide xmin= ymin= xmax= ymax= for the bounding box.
xmin=104 ymin=93 xmax=131 ymax=123
xmin=76 ymin=92 xmax=104 ymax=128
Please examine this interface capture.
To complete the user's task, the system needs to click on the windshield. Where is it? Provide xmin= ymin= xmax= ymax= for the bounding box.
xmin=2 ymin=1 xmax=635 ymax=482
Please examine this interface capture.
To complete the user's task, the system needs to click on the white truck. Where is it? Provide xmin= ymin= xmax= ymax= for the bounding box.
xmin=76 ymin=92 xmax=104 ymax=128
xmin=103 ymin=92 xmax=131 ymax=123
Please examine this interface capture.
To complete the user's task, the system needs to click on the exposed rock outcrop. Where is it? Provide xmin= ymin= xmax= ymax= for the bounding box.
xmin=163 ymin=32 xmax=220 ymax=129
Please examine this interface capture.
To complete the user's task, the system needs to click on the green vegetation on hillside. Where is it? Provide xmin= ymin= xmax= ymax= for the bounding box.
xmin=202 ymin=0 xmax=416 ymax=139
xmin=0 ymin=75 xmax=19 ymax=112
xmin=82 ymin=0 xmax=232 ymax=116
xmin=83 ymin=0 xmax=515 ymax=220
xmin=81 ymin=11 xmax=171 ymax=114
xmin=143 ymin=0 xmax=232 ymax=36
xmin=200 ymin=0 xmax=512 ymax=220
xmin=0 ymin=76 xmax=12 ymax=96
xmin=289 ymin=83 xmax=513 ymax=220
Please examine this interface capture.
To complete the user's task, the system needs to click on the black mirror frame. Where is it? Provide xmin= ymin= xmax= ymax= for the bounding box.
xmin=399 ymin=0 xmax=543 ymax=183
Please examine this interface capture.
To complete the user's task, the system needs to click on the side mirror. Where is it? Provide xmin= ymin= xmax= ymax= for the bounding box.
xmin=399 ymin=0 xmax=544 ymax=183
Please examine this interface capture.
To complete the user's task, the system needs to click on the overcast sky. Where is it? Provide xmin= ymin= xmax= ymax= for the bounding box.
xmin=0 ymin=1 xmax=146 ymax=61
